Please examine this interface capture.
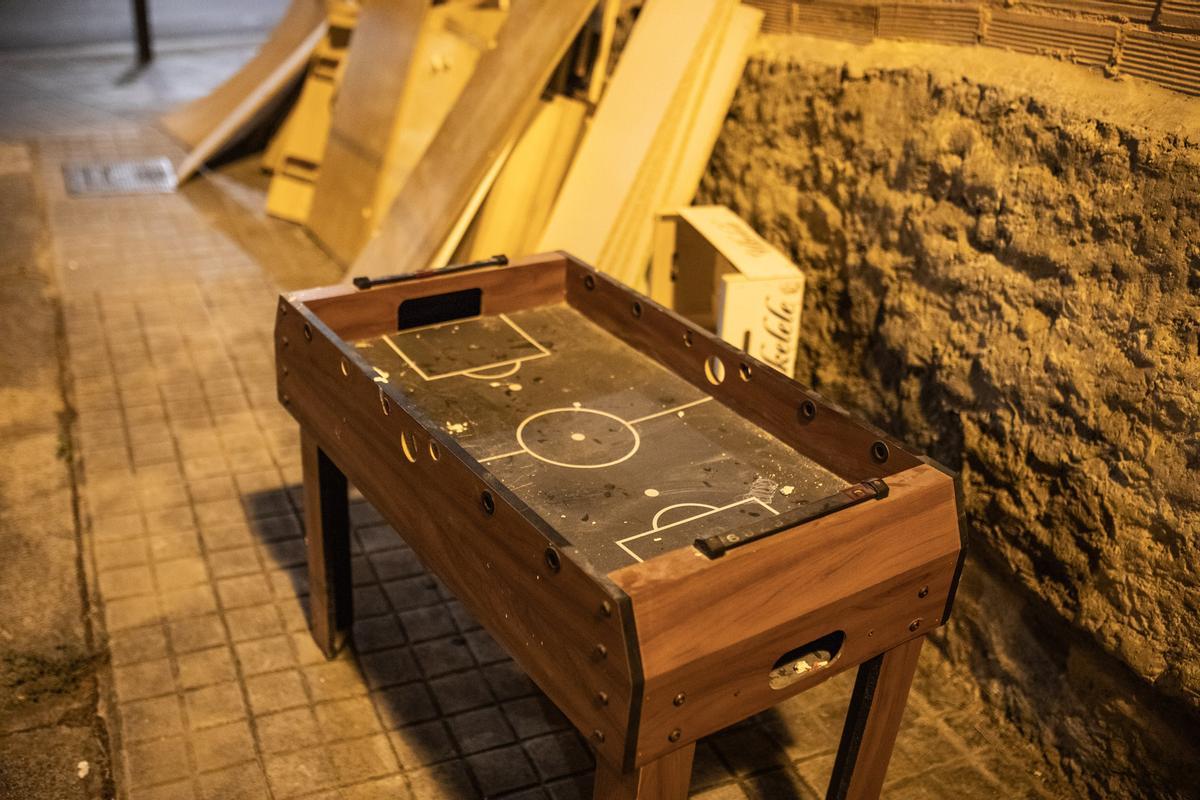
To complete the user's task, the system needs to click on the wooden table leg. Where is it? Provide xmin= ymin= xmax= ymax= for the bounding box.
xmin=593 ymin=743 xmax=695 ymax=800
xmin=301 ymin=429 xmax=352 ymax=659
xmin=827 ymin=636 xmax=924 ymax=800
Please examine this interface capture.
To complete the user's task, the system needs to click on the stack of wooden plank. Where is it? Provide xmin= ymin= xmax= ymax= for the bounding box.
xmin=538 ymin=0 xmax=762 ymax=291
xmin=162 ymin=0 xmax=763 ymax=291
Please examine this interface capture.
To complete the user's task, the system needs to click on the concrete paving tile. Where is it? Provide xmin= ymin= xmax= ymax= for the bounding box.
xmin=328 ymin=733 xmax=400 ymax=784
xmin=429 ymin=670 xmax=494 ymax=716
xmin=185 ymin=682 xmax=246 ymax=730
xmin=483 ymin=661 xmax=537 ymax=702
xmin=130 ymin=779 xmax=198 ymax=800
xmin=290 ymin=630 xmax=328 ymax=665
xmin=197 ymin=761 xmax=271 ymax=800
xmin=742 ymin=768 xmax=819 ymax=800
xmin=113 ymin=658 xmax=176 ymax=702
xmin=463 ymin=629 xmax=509 ymax=666
xmin=382 ymin=576 xmax=442 ymax=612
xmin=412 ymin=637 xmax=475 ymax=678
xmin=356 ymin=524 xmax=403 ymax=554
xmin=359 ymin=647 xmax=421 ymax=690
xmin=154 ymin=556 xmax=210 ymax=588
xmin=160 ymin=583 xmax=219 ymax=621
xmin=191 ymin=718 xmax=257 ymax=774
xmin=304 ymin=657 xmax=368 ymax=703
xmin=98 ymin=564 xmax=156 ymax=599
xmin=120 ymin=694 xmax=184 ymax=743
xmin=178 ymin=645 xmax=238 ymax=690
xmin=315 ymin=695 xmax=383 ymax=742
xmin=406 ymin=761 xmax=477 ymax=800
xmin=545 ymin=773 xmax=594 ymax=800
xmin=259 ymin=537 xmax=305 ymax=570
xmin=236 ymin=635 xmax=296 ymax=675
xmin=95 ymin=539 xmax=150 ymax=571
xmin=502 ymin=696 xmax=569 ymax=740
xmin=445 ymin=604 xmax=480 ymax=635
xmin=279 ymin=598 xmax=313 ymax=633
xmin=124 ymin=734 xmax=191 ymax=787
xmin=91 ymin=512 xmax=146 ymax=542
xmin=267 ymin=567 xmax=306 ymax=599
xmin=252 ymin=514 xmax=302 ymax=543
xmin=352 ymin=615 xmax=406 ymax=654
xmin=691 ymin=740 xmax=735 ymax=790
xmin=217 ymin=573 xmax=273 ymax=609
xmin=143 ymin=508 xmax=196 ymax=536
xmin=263 ymin=746 xmax=339 ymax=798
xmin=255 ymin=707 xmax=324 ymax=755
xmin=352 ymin=584 xmax=390 ymax=618
xmin=388 ymin=722 xmax=459 ymax=770
xmin=366 ymin=548 xmax=425 ymax=582
xmin=245 ymin=669 xmax=309 ymax=716
xmin=523 ymin=732 xmax=592 ymax=782
xmin=449 ymin=707 xmax=516 ymax=755
xmin=194 ymin=499 xmax=245 ymax=528
xmin=200 ymin=520 xmax=255 ymax=551
xmin=187 ymin=476 xmax=240 ymax=505
xmin=207 ymin=546 xmax=262 ymax=580
xmin=793 ymin=751 xmax=836 ymax=795
xmin=711 ymin=723 xmax=791 ymax=777
xmin=224 ymin=603 xmax=283 ymax=642
xmin=136 ymin=470 xmax=196 ymax=507
xmin=148 ymin=528 xmax=204 ymax=563
xmin=398 ymin=606 xmax=457 ymax=644
xmin=109 ymin=624 xmax=169 ymax=666
xmin=341 ymin=774 xmax=413 ymax=800
xmin=169 ymin=614 xmax=227 ymax=654
xmin=466 ymin=744 xmax=537 ymax=796
xmin=693 ymin=783 xmax=751 ymax=800
xmin=373 ymin=683 xmax=439 ymax=730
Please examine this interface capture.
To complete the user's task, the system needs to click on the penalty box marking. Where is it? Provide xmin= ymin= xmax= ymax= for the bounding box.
xmin=382 ymin=313 xmax=550 ymax=381
xmin=616 ymin=497 xmax=780 ymax=563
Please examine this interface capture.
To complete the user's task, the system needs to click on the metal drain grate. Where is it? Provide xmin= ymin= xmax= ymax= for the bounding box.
xmin=62 ymin=156 xmax=176 ymax=196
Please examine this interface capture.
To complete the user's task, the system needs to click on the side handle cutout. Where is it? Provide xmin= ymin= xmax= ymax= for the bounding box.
xmin=769 ymin=630 xmax=845 ymax=689
xmin=398 ymin=287 xmax=482 ymax=330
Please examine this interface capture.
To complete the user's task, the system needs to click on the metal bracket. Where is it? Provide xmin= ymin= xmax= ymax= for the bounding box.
xmin=694 ymin=478 xmax=889 ymax=558
xmin=352 ymin=254 xmax=509 ymax=290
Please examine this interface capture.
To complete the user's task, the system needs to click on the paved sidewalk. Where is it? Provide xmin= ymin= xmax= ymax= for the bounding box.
xmin=0 ymin=40 xmax=1070 ymax=800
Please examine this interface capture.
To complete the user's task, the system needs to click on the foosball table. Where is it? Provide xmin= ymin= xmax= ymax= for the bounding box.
xmin=274 ymin=252 xmax=966 ymax=799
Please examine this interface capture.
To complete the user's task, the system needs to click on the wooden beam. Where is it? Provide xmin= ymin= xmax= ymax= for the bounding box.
xmin=305 ymin=0 xmax=430 ymax=263
xmin=347 ymin=0 xmax=598 ymax=282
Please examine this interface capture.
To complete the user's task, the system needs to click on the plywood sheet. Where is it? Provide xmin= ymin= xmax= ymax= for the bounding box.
xmin=162 ymin=0 xmax=327 ymax=182
xmin=348 ymin=0 xmax=598 ymax=281
xmin=538 ymin=0 xmax=729 ymax=267
xmin=461 ymin=95 xmax=588 ymax=260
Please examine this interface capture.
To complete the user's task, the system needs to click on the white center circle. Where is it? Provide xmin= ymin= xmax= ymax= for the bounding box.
xmin=516 ymin=407 xmax=640 ymax=469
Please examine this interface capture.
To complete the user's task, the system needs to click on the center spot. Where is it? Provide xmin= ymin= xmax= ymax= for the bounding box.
xmin=571 ymin=432 xmax=585 ymax=441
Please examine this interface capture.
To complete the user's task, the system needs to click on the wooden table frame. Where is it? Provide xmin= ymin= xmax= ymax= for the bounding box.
xmin=278 ymin=253 xmax=966 ymax=799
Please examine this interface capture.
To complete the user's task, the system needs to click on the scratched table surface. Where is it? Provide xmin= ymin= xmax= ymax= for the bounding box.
xmin=353 ymin=304 xmax=847 ymax=574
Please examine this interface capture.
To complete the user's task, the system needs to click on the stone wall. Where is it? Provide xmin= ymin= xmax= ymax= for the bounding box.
xmin=700 ymin=36 xmax=1200 ymax=799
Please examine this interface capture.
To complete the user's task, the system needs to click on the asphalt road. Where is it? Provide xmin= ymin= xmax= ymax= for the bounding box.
xmin=0 ymin=0 xmax=288 ymax=51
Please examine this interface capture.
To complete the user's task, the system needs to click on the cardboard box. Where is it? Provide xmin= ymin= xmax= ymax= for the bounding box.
xmin=651 ymin=205 xmax=804 ymax=376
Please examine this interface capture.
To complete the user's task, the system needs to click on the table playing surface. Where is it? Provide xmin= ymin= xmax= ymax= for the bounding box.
xmin=353 ymin=304 xmax=846 ymax=574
